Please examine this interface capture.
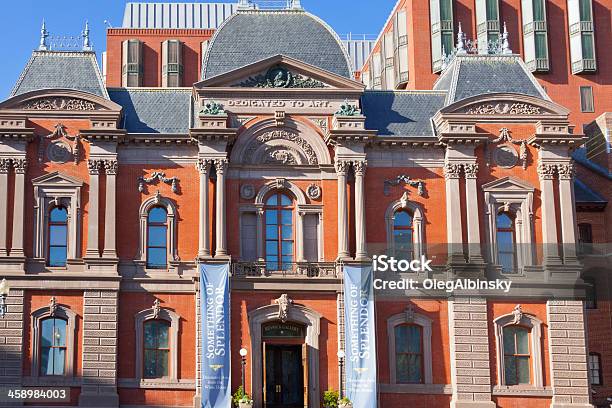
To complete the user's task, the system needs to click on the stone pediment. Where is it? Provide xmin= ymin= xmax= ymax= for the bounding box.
xmin=0 ymin=89 xmax=122 ymax=113
xmin=32 ymin=172 xmax=84 ymax=187
xmin=195 ymin=55 xmax=364 ymax=91
xmin=481 ymin=176 xmax=535 ymax=192
xmin=439 ymin=93 xmax=570 ymax=118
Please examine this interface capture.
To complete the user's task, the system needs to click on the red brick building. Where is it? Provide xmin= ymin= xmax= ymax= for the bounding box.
xmin=0 ymin=1 xmax=608 ymax=408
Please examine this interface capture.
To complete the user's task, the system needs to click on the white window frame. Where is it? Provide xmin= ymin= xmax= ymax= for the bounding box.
xmin=494 ymin=311 xmax=544 ymax=388
xmin=385 ymin=199 xmax=425 ymax=260
xmin=137 ymin=193 xmax=178 ymax=270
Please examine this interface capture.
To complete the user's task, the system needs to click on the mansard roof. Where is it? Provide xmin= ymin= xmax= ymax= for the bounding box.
xmin=11 ymin=51 xmax=107 ymax=99
xmin=108 ymin=88 xmax=193 ymax=134
xmin=574 ymin=178 xmax=608 ymax=206
xmin=433 ymin=55 xmax=548 ymax=104
xmin=202 ymin=9 xmax=353 ymax=80
xmin=361 ymin=91 xmax=446 ymax=137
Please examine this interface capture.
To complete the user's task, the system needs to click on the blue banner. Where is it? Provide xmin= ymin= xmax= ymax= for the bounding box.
xmin=200 ymin=263 xmax=231 ymax=408
xmin=343 ymin=264 xmax=377 ymax=408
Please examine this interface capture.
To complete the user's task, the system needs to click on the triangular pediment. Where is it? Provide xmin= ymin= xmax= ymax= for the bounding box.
xmin=32 ymin=171 xmax=84 ymax=187
xmin=482 ymin=176 xmax=535 ymax=192
xmin=0 ymin=89 xmax=122 ymax=113
xmin=195 ymin=55 xmax=364 ymax=91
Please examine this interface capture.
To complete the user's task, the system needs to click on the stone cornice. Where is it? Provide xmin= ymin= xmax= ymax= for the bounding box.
xmin=0 ymin=128 xmax=35 ymax=142
xmin=121 ymin=134 xmax=197 ymax=145
xmin=80 ymin=129 xmax=126 ymax=143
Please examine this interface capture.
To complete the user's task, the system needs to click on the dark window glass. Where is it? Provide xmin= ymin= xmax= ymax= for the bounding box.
xmin=143 ymin=320 xmax=170 ymax=379
xmin=503 ymin=326 xmax=531 ymax=385
xmin=580 ymin=86 xmax=594 ymax=112
xmin=393 ymin=211 xmax=413 ymax=259
xmin=578 ymin=223 xmax=593 ymax=255
xmin=40 ymin=318 xmax=67 ymax=376
xmin=584 ymin=278 xmax=597 ymax=309
xmin=264 ymin=193 xmax=294 ymax=270
xmin=48 ymin=207 xmax=68 ymax=267
xmin=395 ymin=324 xmax=423 ymax=383
xmin=588 ymin=353 xmax=602 ymax=385
xmin=147 ymin=207 xmax=167 ymax=269
xmin=496 ymin=212 xmax=517 ymax=273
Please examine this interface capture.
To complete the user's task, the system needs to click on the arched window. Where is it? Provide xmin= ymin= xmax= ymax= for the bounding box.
xmin=143 ymin=320 xmax=170 ymax=379
xmin=40 ymin=317 xmax=67 ymax=376
xmin=496 ymin=212 xmax=517 ymax=273
xmin=502 ymin=326 xmax=531 ymax=385
xmin=393 ymin=211 xmax=413 ymax=259
xmin=147 ymin=207 xmax=168 ymax=269
xmin=48 ymin=207 xmax=68 ymax=267
xmin=394 ymin=324 xmax=423 ymax=383
xmin=265 ymin=193 xmax=294 ymax=270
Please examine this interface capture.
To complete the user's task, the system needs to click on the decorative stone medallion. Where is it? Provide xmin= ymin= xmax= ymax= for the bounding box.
xmin=306 ymin=183 xmax=321 ymax=200
xmin=47 ymin=141 xmax=73 ymax=163
xmin=494 ymin=144 xmax=519 ymax=168
xmin=240 ymin=184 xmax=256 ymax=200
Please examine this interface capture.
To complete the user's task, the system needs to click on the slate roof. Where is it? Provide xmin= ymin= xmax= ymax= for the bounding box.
xmin=573 ymin=147 xmax=612 ymax=180
xmin=108 ymin=88 xmax=193 ymax=134
xmin=434 ymin=55 xmax=547 ymax=104
xmin=11 ymin=51 xmax=107 ymax=98
xmin=202 ymin=10 xmax=352 ymax=79
xmin=574 ymin=178 xmax=608 ymax=205
xmin=361 ymin=91 xmax=447 ymax=137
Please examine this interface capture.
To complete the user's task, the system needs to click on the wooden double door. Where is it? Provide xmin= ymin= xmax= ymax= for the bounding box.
xmin=263 ymin=343 xmax=307 ymax=408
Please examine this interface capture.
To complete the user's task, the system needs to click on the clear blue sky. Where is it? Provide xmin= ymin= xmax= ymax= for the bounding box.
xmin=0 ymin=0 xmax=395 ymax=99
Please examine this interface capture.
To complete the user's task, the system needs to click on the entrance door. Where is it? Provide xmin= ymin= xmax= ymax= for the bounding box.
xmin=264 ymin=344 xmax=304 ymax=408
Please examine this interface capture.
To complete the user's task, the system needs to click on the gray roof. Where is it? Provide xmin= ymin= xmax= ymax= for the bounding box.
xmin=574 ymin=178 xmax=607 ymax=205
xmin=573 ymin=147 xmax=612 ymax=180
xmin=434 ymin=55 xmax=547 ymax=104
xmin=108 ymin=88 xmax=193 ymax=134
xmin=362 ymin=91 xmax=447 ymax=137
xmin=203 ymin=10 xmax=352 ymax=79
xmin=122 ymin=2 xmax=237 ymax=29
xmin=11 ymin=51 xmax=107 ymax=98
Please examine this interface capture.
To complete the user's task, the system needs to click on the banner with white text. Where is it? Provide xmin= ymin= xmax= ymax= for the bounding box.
xmin=343 ymin=264 xmax=378 ymax=408
xmin=200 ymin=263 xmax=231 ymax=408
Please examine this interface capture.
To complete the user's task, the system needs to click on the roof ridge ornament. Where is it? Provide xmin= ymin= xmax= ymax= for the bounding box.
xmin=456 ymin=22 xmax=467 ymax=55
xmin=501 ymin=22 xmax=512 ymax=54
xmin=39 ymin=20 xmax=49 ymax=51
xmin=237 ymin=0 xmax=255 ymax=10
xmin=290 ymin=0 xmax=303 ymax=9
xmin=82 ymin=21 xmax=92 ymax=51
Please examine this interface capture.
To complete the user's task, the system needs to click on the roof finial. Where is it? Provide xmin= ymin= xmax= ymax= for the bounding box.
xmin=237 ymin=0 xmax=253 ymax=10
xmin=441 ymin=44 xmax=448 ymax=70
xmin=38 ymin=20 xmax=49 ymax=51
xmin=501 ymin=22 xmax=512 ymax=54
xmin=82 ymin=21 xmax=92 ymax=51
xmin=290 ymin=0 xmax=303 ymax=9
xmin=456 ymin=22 xmax=466 ymax=55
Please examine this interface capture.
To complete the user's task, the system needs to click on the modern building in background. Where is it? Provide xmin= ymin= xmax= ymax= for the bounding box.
xmin=0 ymin=0 xmax=609 ymax=407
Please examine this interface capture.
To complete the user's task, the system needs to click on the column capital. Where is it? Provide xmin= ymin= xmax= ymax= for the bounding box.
xmin=196 ymin=158 xmax=212 ymax=174
xmin=102 ymin=159 xmax=118 ymax=175
xmin=0 ymin=158 xmax=10 ymax=174
xmin=87 ymin=159 xmax=101 ymax=175
xmin=537 ymin=161 xmax=556 ymax=180
xmin=352 ymin=160 xmax=367 ymax=176
xmin=443 ymin=161 xmax=462 ymax=179
xmin=334 ymin=160 xmax=350 ymax=175
xmin=556 ymin=162 xmax=575 ymax=180
xmin=463 ymin=162 xmax=479 ymax=179
xmin=12 ymin=158 xmax=28 ymax=174
xmin=214 ymin=158 xmax=228 ymax=174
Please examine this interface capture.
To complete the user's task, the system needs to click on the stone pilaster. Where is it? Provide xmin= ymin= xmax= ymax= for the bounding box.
xmin=102 ymin=160 xmax=118 ymax=259
xmin=10 ymin=158 xmax=27 ymax=258
xmin=463 ymin=163 xmax=483 ymax=263
xmin=557 ymin=163 xmax=579 ymax=264
xmin=0 ymin=288 xmax=25 ymax=395
xmin=537 ymin=162 xmax=562 ymax=264
xmin=353 ymin=160 xmax=367 ymax=260
xmin=194 ymin=285 xmax=202 ymax=408
xmin=79 ymin=290 xmax=119 ymax=407
xmin=336 ymin=160 xmax=350 ymax=260
xmin=444 ymin=160 xmax=465 ymax=263
xmin=448 ymin=297 xmax=495 ymax=408
xmin=214 ymin=159 xmax=228 ymax=257
xmin=547 ymin=300 xmax=593 ymax=408
xmin=197 ymin=159 xmax=211 ymax=258
xmin=85 ymin=160 xmax=101 ymax=258
xmin=0 ymin=159 xmax=10 ymax=256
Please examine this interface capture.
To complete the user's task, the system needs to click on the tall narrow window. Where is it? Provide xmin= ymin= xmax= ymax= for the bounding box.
xmin=588 ymin=353 xmax=602 ymax=385
xmin=265 ymin=193 xmax=294 ymax=271
xmin=395 ymin=324 xmax=423 ymax=383
xmin=503 ymin=326 xmax=531 ymax=385
xmin=580 ymin=86 xmax=594 ymax=112
xmin=578 ymin=223 xmax=593 ymax=255
xmin=431 ymin=0 xmax=454 ymax=72
xmin=122 ymin=39 xmax=143 ymax=87
xmin=40 ymin=317 xmax=67 ymax=376
xmin=147 ymin=207 xmax=168 ymax=269
xmin=143 ymin=320 xmax=170 ymax=379
xmin=162 ymin=40 xmax=183 ymax=87
xmin=568 ymin=0 xmax=596 ymax=73
xmin=476 ymin=0 xmax=500 ymax=53
xmin=393 ymin=211 xmax=413 ymax=259
xmin=583 ymin=277 xmax=597 ymax=309
xmin=48 ymin=207 xmax=68 ymax=267
xmin=522 ymin=0 xmax=549 ymax=71
xmin=496 ymin=212 xmax=517 ymax=273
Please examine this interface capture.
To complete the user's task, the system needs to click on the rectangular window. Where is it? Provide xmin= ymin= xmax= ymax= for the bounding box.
xmin=162 ymin=40 xmax=183 ymax=87
xmin=588 ymin=353 xmax=602 ymax=385
xmin=143 ymin=320 xmax=170 ymax=379
xmin=522 ymin=0 xmax=549 ymax=71
xmin=395 ymin=325 xmax=423 ymax=383
xmin=40 ymin=318 xmax=67 ymax=376
xmin=568 ymin=0 xmax=596 ymax=73
xmin=503 ymin=326 xmax=531 ymax=385
xmin=122 ymin=39 xmax=143 ymax=87
xmin=303 ymin=214 xmax=319 ymax=262
xmin=430 ymin=0 xmax=454 ymax=72
xmin=578 ymin=223 xmax=593 ymax=254
xmin=584 ymin=278 xmax=597 ymax=309
xmin=580 ymin=86 xmax=594 ymax=112
xmin=241 ymin=213 xmax=257 ymax=261
xmin=395 ymin=10 xmax=409 ymax=84
xmin=476 ymin=0 xmax=500 ymax=53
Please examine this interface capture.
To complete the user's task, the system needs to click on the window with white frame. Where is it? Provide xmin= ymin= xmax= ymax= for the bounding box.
xmin=137 ymin=194 xmax=178 ymax=269
xmin=385 ymin=200 xmax=425 ymax=260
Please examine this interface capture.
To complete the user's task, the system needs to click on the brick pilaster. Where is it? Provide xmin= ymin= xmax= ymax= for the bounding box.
xmin=547 ymin=300 xmax=594 ymax=408
xmin=0 ymin=289 xmax=24 ymax=406
xmin=448 ymin=297 xmax=496 ymax=408
xmin=78 ymin=290 xmax=119 ymax=407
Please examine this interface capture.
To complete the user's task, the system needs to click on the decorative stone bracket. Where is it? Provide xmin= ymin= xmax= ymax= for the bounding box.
xmin=138 ymin=172 xmax=179 ymax=193
xmin=383 ymin=174 xmax=425 ymax=196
